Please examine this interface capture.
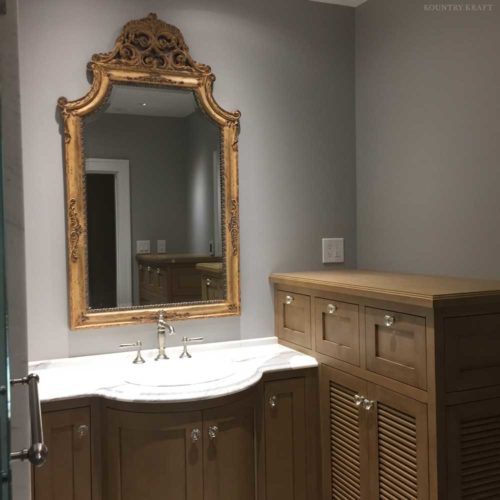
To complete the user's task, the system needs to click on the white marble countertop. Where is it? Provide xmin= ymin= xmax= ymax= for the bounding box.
xmin=29 ymin=337 xmax=317 ymax=404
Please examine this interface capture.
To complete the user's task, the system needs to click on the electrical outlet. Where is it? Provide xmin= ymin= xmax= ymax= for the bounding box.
xmin=157 ymin=240 xmax=166 ymax=253
xmin=136 ymin=240 xmax=151 ymax=254
xmin=322 ymin=238 xmax=344 ymax=263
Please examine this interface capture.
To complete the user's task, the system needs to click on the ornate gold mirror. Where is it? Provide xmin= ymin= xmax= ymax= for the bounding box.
xmin=59 ymin=14 xmax=240 ymax=329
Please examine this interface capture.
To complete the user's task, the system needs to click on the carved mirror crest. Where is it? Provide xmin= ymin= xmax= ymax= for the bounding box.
xmin=59 ymin=13 xmax=240 ymax=329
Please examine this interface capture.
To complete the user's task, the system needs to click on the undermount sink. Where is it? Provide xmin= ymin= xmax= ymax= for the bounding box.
xmin=123 ymin=358 xmax=235 ymax=387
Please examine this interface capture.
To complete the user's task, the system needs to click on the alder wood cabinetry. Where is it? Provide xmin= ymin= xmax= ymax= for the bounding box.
xmin=33 ymin=404 xmax=93 ymax=500
xmin=196 ymin=262 xmax=225 ymax=301
xmin=34 ymin=369 xmax=319 ymax=500
xmin=137 ymin=254 xmax=222 ymax=305
xmin=271 ymin=269 xmax=500 ymax=499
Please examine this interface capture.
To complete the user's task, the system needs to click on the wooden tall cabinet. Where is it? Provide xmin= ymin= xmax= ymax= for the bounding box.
xmin=271 ymin=269 xmax=500 ymax=499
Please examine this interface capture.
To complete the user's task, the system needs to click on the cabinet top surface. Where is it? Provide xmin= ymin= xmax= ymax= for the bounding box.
xmin=136 ymin=253 xmax=221 ymax=264
xmin=270 ymin=269 xmax=500 ymax=304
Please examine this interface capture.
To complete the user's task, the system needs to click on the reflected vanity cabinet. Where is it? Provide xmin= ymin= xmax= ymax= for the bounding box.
xmin=271 ymin=270 xmax=500 ymax=500
xmin=33 ymin=370 xmax=319 ymax=500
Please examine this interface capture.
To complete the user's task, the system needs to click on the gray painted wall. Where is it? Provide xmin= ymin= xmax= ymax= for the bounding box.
xmin=356 ymin=0 xmax=500 ymax=279
xmin=19 ymin=0 xmax=356 ymax=360
xmin=0 ymin=0 xmax=30 ymax=495
xmin=186 ymin=110 xmax=219 ymax=255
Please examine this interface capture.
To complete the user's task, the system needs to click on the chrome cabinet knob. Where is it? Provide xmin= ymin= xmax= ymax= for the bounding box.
xmin=285 ymin=295 xmax=294 ymax=305
xmin=77 ymin=424 xmax=89 ymax=439
xmin=269 ymin=395 xmax=278 ymax=409
xmin=354 ymin=394 xmax=364 ymax=407
xmin=208 ymin=425 xmax=219 ymax=440
xmin=327 ymin=304 xmax=337 ymax=314
xmin=191 ymin=428 xmax=201 ymax=443
xmin=362 ymin=399 xmax=375 ymax=411
xmin=384 ymin=315 xmax=396 ymax=327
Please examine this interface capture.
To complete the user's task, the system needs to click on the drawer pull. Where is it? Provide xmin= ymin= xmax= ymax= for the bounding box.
xmin=191 ymin=428 xmax=201 ymax=443
xmin=77 ymin=424 xmax=89 ymax=439
xmin=384 ymin=315 xmax=396 ymax=327
xmin=269 ymin=395 xmax=278 ymax=409
xmin=208 ymin=425 xmax=219 ymax=440
xmin=206 ymin=278 xmax=212 ymax=287
xmin=354 ymin=394 xmax=364 ymax=407
xmin=156 ymin=267 xmax=161 ymax=275
xmin=327 ymin=304 xmax=337 ymax=314
xmin=362 ymin=398 xmax=374 ymax=411
xmin=147 ymin=266 xmax=152 ymax=272
xmin=285 ymin=295 xmax=294 ymax=305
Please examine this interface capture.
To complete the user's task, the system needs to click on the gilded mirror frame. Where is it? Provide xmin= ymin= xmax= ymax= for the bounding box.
xmin=58 ymin=14 xmax=240 ymax=329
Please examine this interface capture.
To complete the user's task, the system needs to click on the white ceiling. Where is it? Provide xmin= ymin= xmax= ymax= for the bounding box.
xmin=106 ymin=85 xmax=197 ymax=117
xmin=309 ymin=0 xmax=368 ymax=6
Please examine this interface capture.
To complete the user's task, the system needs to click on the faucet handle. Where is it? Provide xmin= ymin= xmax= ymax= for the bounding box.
xmin=119 ymin=340 xmax=145 ymax=364
xmin=180 ymin=337 xmax=204 ymax=359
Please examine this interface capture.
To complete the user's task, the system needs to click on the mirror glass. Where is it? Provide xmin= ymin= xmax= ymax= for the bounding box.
xmin=83 ymin=84 xmax=224 ymax=310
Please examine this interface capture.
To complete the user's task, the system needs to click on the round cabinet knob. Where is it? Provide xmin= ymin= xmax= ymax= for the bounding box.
xmin=191 ymin=428 xmax=201 ymax=443
xmin=285 ymin=295 xmax=294 ymax=305
xmin=354 ymin=394 xmax=364 ymax=407
xmin=362 ymin=399 xmax=375 ymax=411
xmin=77 ymin=424 xmax=89 ymax=439
xmin=208 ymin=425 xmax=219 ymax=440
xmin=384 ymin=315 xmax=396 ymax=327
xmin=327 ymin=304 xmax=337 ymax=314
xmin=206 ymin=278 xmax=212 ymax=287
xmin=269 ymin=395 xmax=278 ymax=409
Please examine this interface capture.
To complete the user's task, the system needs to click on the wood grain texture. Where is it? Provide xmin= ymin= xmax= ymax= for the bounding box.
xmin=270 ymin=269 xmax=500 ymax=307
xmin=33 ymin=407 xmax=92 ymax=500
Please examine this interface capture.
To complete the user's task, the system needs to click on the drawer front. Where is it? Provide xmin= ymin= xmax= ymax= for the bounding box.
xmin=445 ymin=313 xmax=500 ymax=392
xmin=276 ymin=291 xmax=311 ymax=349
xmin=314 ymin=298 xmax=360 ymax=366
xmin=365 ymin=307 xmax=427 ymax=389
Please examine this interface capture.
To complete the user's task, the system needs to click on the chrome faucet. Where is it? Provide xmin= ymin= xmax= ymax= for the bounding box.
xmin=155 ymin=311 xmax=175 ymax=360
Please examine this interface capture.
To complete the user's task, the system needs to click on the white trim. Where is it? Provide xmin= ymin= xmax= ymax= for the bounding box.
xmin=85 ymin=158 xmax=132 ymax=307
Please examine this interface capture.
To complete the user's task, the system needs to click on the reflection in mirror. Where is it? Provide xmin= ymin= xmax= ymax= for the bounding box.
xmin=83 ymin=85 xmax=224 ymax=310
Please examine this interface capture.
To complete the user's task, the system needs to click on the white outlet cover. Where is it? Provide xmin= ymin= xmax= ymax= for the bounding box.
xmin=136 ymin=240 xmax=151 ymax=254
xmin=157 ymin=239 xmax=166 ymax=253
xmin=322 ymin=238 xmax=344 ymax=264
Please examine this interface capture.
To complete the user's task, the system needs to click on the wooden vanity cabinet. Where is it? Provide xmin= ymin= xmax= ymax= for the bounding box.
xmin=33 ymin=402 xmax=93 ymax=500
xmin=271 ymin=269 xmax=500 ymax=500
xmin=35 ymin=369 xmax=318 ymax=500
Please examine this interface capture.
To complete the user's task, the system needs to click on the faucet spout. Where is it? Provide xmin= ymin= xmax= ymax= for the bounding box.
xmin=155 ymin=311 xmax=175 ymax=360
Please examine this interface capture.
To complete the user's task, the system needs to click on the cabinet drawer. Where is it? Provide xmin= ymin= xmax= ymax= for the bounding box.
xmin=365 ymin=307 xmax=427 ymax=389
xmin=445 ymin=313 xmax=500 ymax=391
xmin=276 ymin=291 xmax=311 ymax=349
xmin=314 ymin=298 xmax=360 ymax=366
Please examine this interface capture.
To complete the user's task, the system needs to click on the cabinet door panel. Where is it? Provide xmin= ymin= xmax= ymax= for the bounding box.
xmin=368 ymin=384 xmax=429 ymax=500
xmin=203 ymin=395 xmax=257 ymax=500
xmin=315 ymin=298 xmax=360 ymax=366
xmin=33 ymin=407 xmax=91 ymax=500
xmin=447 ymin=397 xmax=500 ymax=499
xmin=264 ymin=378 xmax=307 ymax=500
xmin=276 ymin=290 xmax=312 ymax=349
xmin=320 ymin=365 xmax=370 ymax=500
xmin=104 ymin=408 xmax=203 ymax=500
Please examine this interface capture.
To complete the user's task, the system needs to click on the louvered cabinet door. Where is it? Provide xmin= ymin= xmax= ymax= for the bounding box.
xmin=320 ymin=364 xmax=370 ymax=499
xmin=367 ymin=384 xmax=429 ymax=500
xmin=447 ymin=397 xmax=500 ymax=499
